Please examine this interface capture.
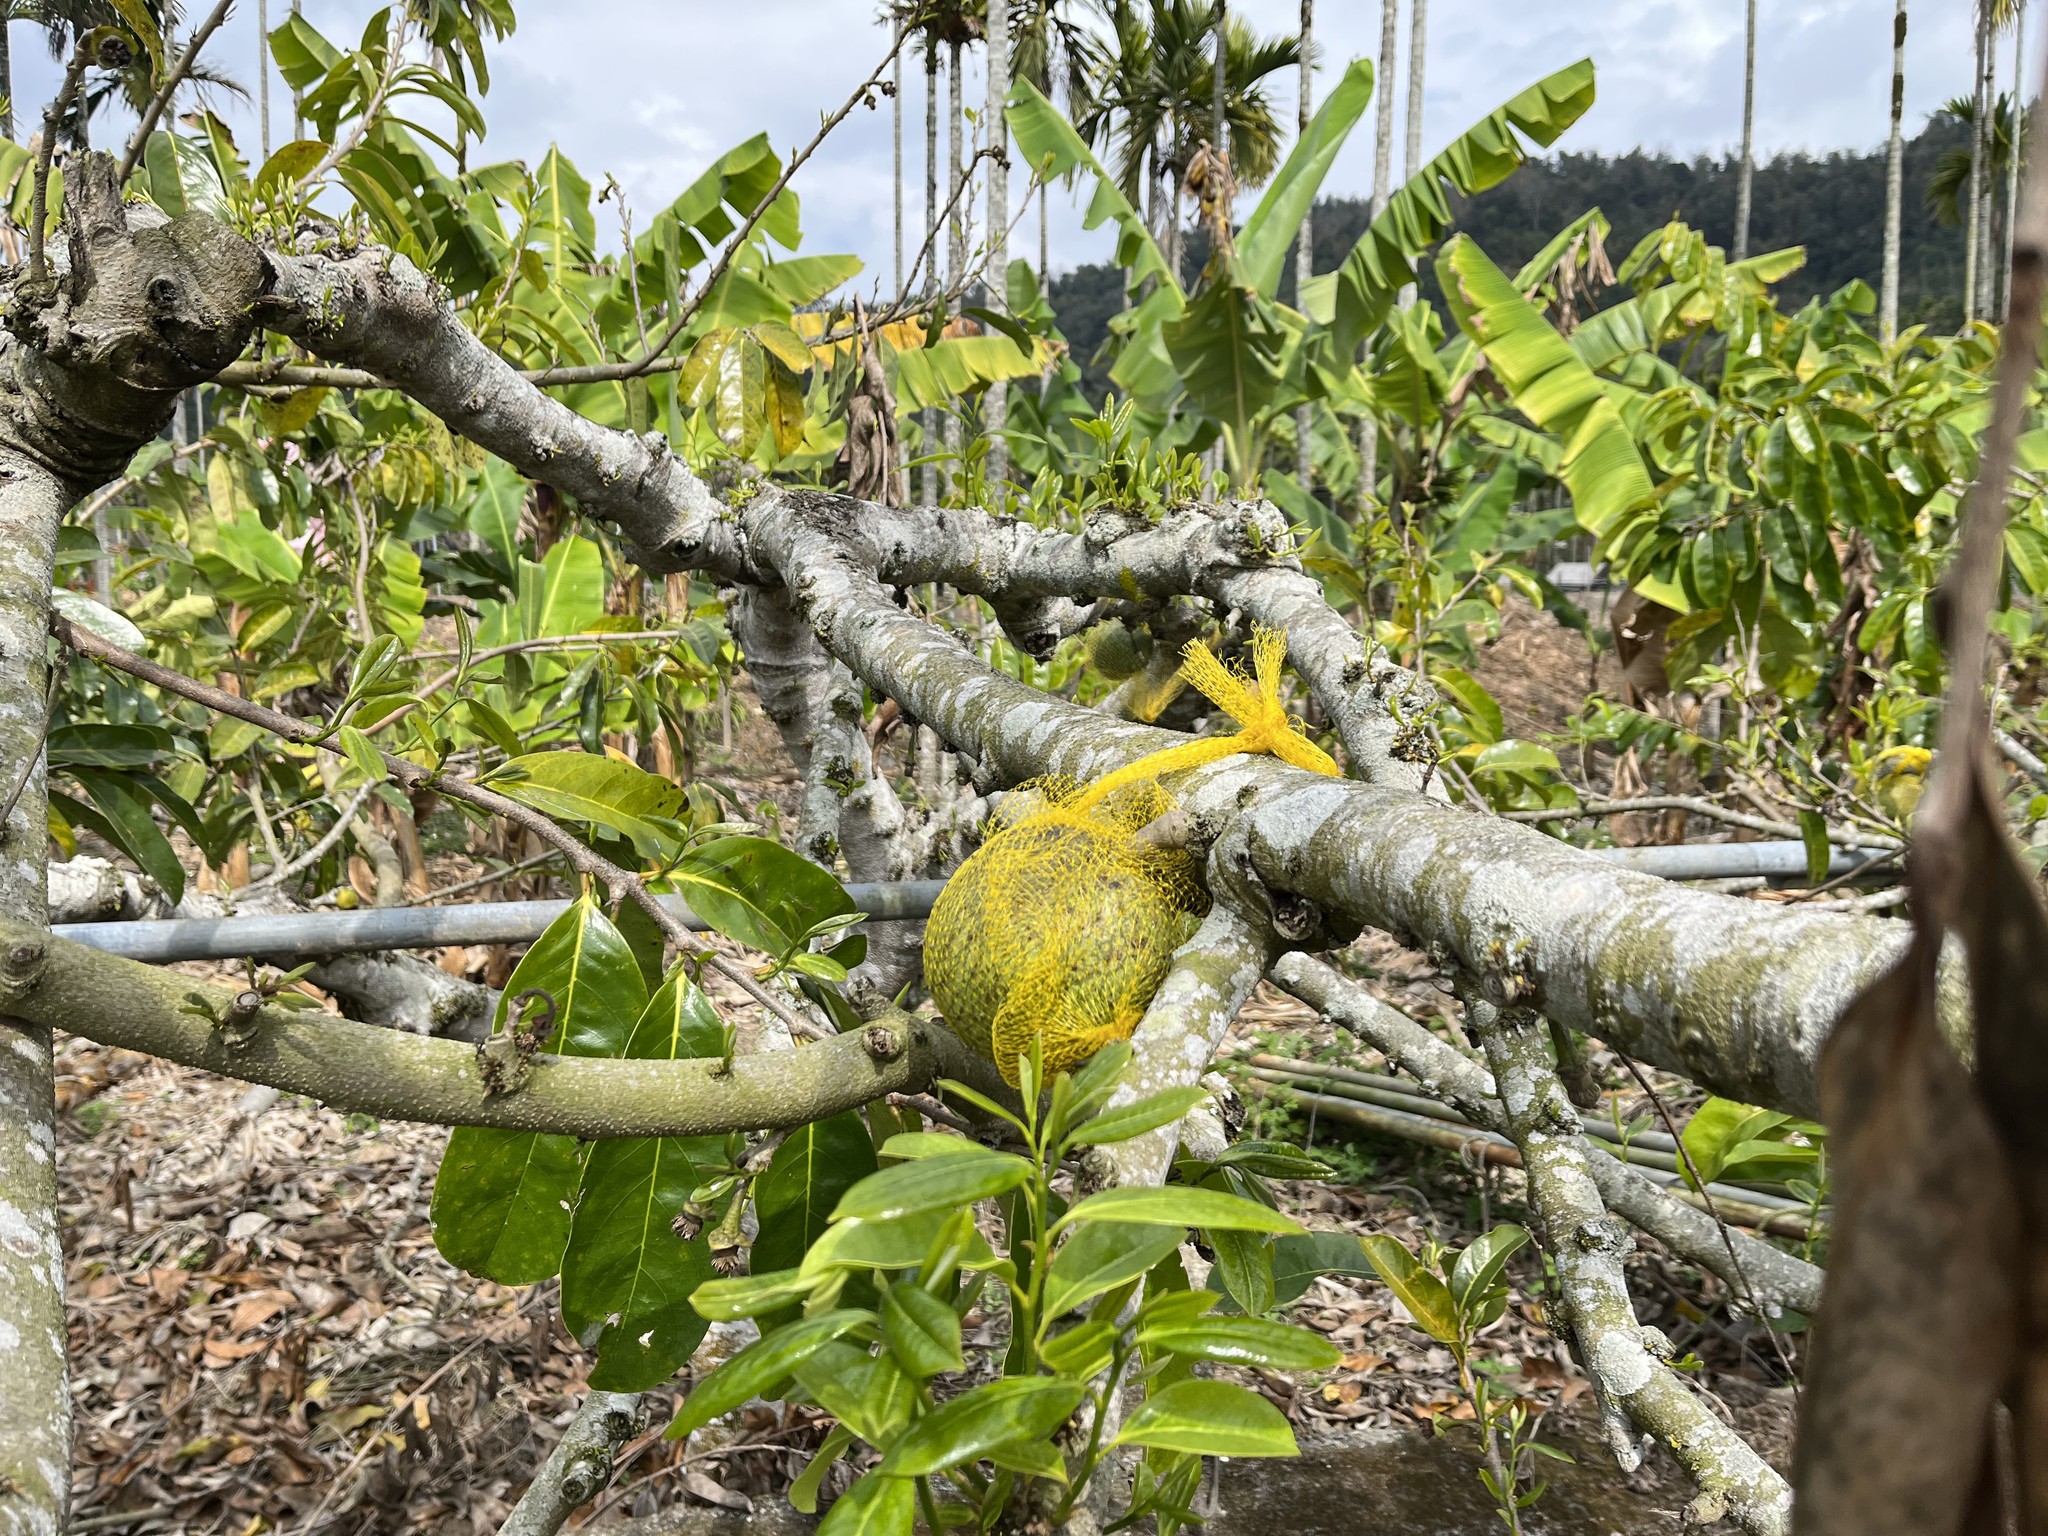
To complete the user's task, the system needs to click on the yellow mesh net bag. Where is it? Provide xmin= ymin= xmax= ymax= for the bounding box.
xmin=925 ymin=626 xmax=1340 ymax=1085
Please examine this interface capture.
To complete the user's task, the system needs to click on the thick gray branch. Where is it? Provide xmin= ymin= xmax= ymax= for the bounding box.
xmin=304 ymin=950 xmax=496 ymax=1041
xmin=736 ymin=486 xmax=1905 ymax=1120
xmin=1269 ymin=951 xmax=1824 ymax=1317
xmin=0 ymin=918 xmax=983 ymax=1137
xmin=1469 ymin=997 xmax=1790 ymax=1534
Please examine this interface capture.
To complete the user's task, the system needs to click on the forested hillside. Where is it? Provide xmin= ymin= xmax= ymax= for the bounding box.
xmin=1051 ymin=114 xmax=1975 ymax=402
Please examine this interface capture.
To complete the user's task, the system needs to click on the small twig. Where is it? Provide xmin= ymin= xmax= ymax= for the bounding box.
xmin=529 ymin=27 xmax=915 ymax=387
xmin=290 ymin=6 xmax=407 ymax=195
xmin=243 ymin=781 xmax=378 ymax=893
xmin=29 ymin=36 xmax=97 ymax=286
xmin=400 ymin=848 xmax=561 ymax=906
xmin=50 ymin=613 xmax=823 ymax=1043
xmin=117 ymin=0 xmax=236 ymax=183
xmin=244 ymin=780 xmax=288 ymax=874
xmin=888 ymin=1090 xmax=975 ymax=1133
xmin=1614 ymin=1053 xmax=1800 ymax=1391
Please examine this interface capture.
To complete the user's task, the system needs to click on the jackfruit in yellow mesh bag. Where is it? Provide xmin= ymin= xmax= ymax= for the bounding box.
xmin=925 ymin=626 xmax=1340 ymax=1086
xmin=924 ymin=778 xmax=1206 ymax=1087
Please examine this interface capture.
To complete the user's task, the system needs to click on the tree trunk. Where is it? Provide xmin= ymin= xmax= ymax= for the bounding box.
xmin=946 ymin=36 xmax=963 ymax=472
xmin=1361 ymin=0 xmax=1398 ymax=513
xmin=1979 ymin=11 xmax=1999 ymax=319
xmin=1213 ymin=0 xmax=1228 ymax=156
xmin=1734 ymin=0 xmax=1756 ymax=260
xmin=985 ymin=0 xmax=1010 ymax=490
xmin=1968 ymin=5 xmax=1988 ymax=321
xmin=1295 ymin=0 xmax=1314 ymax=493
xmin=259 ymin=0 xmax=271 ymax=160
xmin=0 ymin=459 xmax=71 ymax=1536
xmin=893 ymin=9 xmax=908 ymax=506
xmin=2004 ymin=2 xmax=2026 ymax=320
xmin=925 ymin=40 xmax=940 ymax=502
xmin=1397 ymin=0 xmax=1425 ymax=308
xmin=1882 ymin=0 xmax=1907 ymax=341
xmin=0 ymin=15 xmax=12 ymax=142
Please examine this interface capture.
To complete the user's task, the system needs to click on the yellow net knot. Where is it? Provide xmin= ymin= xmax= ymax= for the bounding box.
xmin=923 ymin=778 xmax=1207 ymax=1087
xmin=1072 ymin=625 xmax=1340 ymax=812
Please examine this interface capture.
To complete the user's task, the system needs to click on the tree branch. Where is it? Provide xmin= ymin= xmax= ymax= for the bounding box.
xmin=48 ymin=611 xmax=821 ymax=1042
xmin=0 ymin=917 xmax=983 ymax=1137
xmin=1268 ymin=951 xmax=1824 ymax=1316
xmin=116 ymin=0 xmax=236 ymax=183
xmin=1464 ymin=993 xmax=1791 ymax=1534
xmin=499 ymin=1391 xmax=642 ymax=1536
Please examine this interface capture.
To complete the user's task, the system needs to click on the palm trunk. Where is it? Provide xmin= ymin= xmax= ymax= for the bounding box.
xmin=259 ymin=0 xmax=271 ymax=160
xmin=893 ymin=10 xmax=905 ymax=297
xmin=291 ymin=0 xmax=303 ymax=139
xmin=1733 ymin=0 xmax=1756 ymax=260
xmin=1361 ymin=0 xmax=1398 ymax=515
xmin=925 ymin=41 xmax=940 ymax=501
xmin=1213 ymin=0 xmax=1228 ymax=154
xmin=985 ymin=0 xmax=1010 ymax=489
xmin=1397 ymin=0 xmax=1425 ymax=309
xmin=2004 ymin=3 xmax=2026 ymax=320
xmin=1968 ymin=6 xmax=1987 ymax=321
xmin=1295 ymin=0 xmax=1314 ymax=492
xmin=1974 ymin=10 xmax=1990 ymax=319
xmin=1881 ymin=0 xmax=1907 ymax=341
xmin=946 ymin=37 xmax=963 ymax=476
xmin=0 ymin=15 xmax=12 ymax=141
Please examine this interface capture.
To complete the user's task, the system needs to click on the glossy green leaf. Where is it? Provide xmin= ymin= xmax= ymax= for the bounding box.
xmin=1041 ymin=1223 xmax=1187 ymax=1321
xmin=788 ymin=1425 xmax=854 ymax=1515
xmin=795 ymin=1341 xmax=917 ymax=1446
xmin=814 ymin=1468 xmax=915 ymax=1536
xmin=1207 ymin=1228 xmax=1275 ymax=1318
xmin=1038 ymin=1318 xmax=1119 ymax=1378
xmin=1056 ymin=1186 xmax=1304 ymax=1236
xmin=487 ymin=751 xmax=691 ymax=858
xmin=1357 ymin=1234 xmax=1459 ymax=1345
xmin=1114 ymin=1379 xmax=1299 ymax=1458
xmin=432 ymin=899 xmax=646 ymax=1282
xmin=691 ymin=1267 xmax=819 ymax=1321
xmin=1237 ymin=58 xmax=1376 ymax=297
xmin=1065 ymin=1087 xmax=1211 ymax=1149
xmin=753 ymin=1112 xmax=879 ymax=1275
xmin=882 ymin=1281 xmax=965 ymax=1379
xmin=876 ymin=1378 xmax=1088 ymax=1477
xmin=666 ymin=1311 xmax=870 ymax=1439
xmin=671 ymin=834 xmax=855 ymax=957
xmin=832 ymin=1153 xmax=1034 ymax=1223
xmin=1448 ymin=1224 xmax=1529 ymax=1314
xmin=801 ymin=1209 xmax=1000 ymax=1279
xmin=1269 ymin=1231 xmax=1378 ymax=1309
xmin=469 ymin=459 xmax=525 ymax=563
xmin=1136 ymin=1316 xmax=1342 ymax=1370
xmin=560 ymin=1135 xmax=712 ymax=1389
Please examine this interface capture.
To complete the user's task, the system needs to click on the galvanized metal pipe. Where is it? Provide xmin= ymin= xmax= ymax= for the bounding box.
xmin=54 ymin=881 xmax=948 ymax=963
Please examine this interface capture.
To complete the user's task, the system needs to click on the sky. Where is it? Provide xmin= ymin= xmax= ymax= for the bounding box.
xmin=3 ymin=0 xmax=2003 ymax=288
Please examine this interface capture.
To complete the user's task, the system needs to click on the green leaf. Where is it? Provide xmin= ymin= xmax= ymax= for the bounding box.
xmin=789 ymin=1425 xmax=855 ymax=1515
xmin=68 ymin=770 xmax=185 ymax=905
xmin=1055 ymin=1186 xmax=1304 ymax=1237
xmin=470 ymin=460 xmax=525 ymax=563
xmin=753 ymin=1113 xmax=879 ymax=1275
xmin=814 ymin=1469 xmax=915 ymax=1536
xmin=671 ymin=834 xmax=855 ymax=957
xmin=1136 ymin=1316 xmax=1342 ymax=1371
xmin=879 ymin=1132 xmax=998 ymax=1162
xmin=1162 ymin=270 xmax=1288 ymax=455
xmin=691 ymin=1268 xmax=819 ymax=1321
xmin=1267 ymin=1232 xmax=1376 ymax=1310
xmin=1237 ymin=58 xmax=1376 ymax=297
xmin=1431 ymin=664 xmax=1504 ymax=745
xmin=1436 ymin=234 xmax=1655 ymax=541
xmin=336 ymin=725 xmax=385 ymax=786
xmin=794 ymin=1341 xmax=916 ymax=1446
xmin=882 ymin=1281 xmax=965 ymax=1379
xmin=487 ymin=751 xmax=691 ymax=858
xmin=832 ymin=1153 xmax=1034 ymax=1224
xmin=666 ymin=1311 xmax=870 ymax=1439
xmin=876 ymin=1378 xmax=1088 ymax=1477
xmin=560 ymin=1136 xmax=713 ymax=1390
xmin=559 ymin=965 xmax=726 ymax=1389
xmin=431 ymin=899 xmax=646 ymax=1282
xmin=1471 ymin=739 xmax=1562 ymax=778
xmin=985 ymin=1435 xmax=1070 ymax=1483
xmin=1322 ymin=59 xmax=1598 ymax=364
xmin=1448 ymin=1224 xmax=1529 ymax=1314
xmin=1004 ymin=77 xmax=1172 ymax=296
xmin=1207 ymin=1228 xmax=1275 ymax=1318
xmin=800 ymin=1209 xmax=1001 ymax=1279
xmin=1038 ymin=1318 xmax=1119 ymax=1378
xmin=1066 ymin=1087 xmax=1212 ymax=1149
xmin=1041 ymin=1223 xmax=1186 ymax=1322
xmin=1799 ymin=811 xmax=1832 ymax=888
xmin=1114 ymin=1379 xmax=1299 ymax=1458
xmin=254 ymin=139 xmax=326 ymax=198
xmin=1357 ymin=1235 xmax=1459 ymax=1345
